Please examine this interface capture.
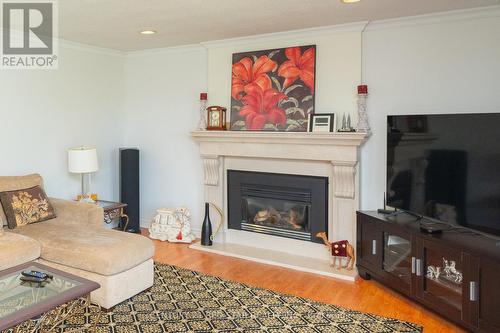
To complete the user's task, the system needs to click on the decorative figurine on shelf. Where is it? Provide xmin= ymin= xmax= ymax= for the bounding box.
xmin=197 ymin=93 xmax=208 ymax=130
xmin=149 ymin=207 xmax=195 ymax=243
xmin=316 ymin=232 xmax=355 ymax=270
xmin=206 ymin=106 xmax=227 ymax=131
xmin=426 ymin=258 xmax=463 ymax=283
xmin=337 ymin=113 xmax=355 ymax=132
xmin=427 ymin=265 xmax=442 ymax=279
xmin=443 ymin=258 xmax=463 ymax=283
xmin=356 ymin=84 xmax=370 ymax=133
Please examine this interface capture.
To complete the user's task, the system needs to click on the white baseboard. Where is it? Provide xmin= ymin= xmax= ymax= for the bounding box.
xmin=140 ymin=218 xmax=150 ymax=229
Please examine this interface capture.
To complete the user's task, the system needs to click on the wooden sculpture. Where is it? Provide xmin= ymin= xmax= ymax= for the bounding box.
xmin=316 ymin=232 xmax=355 ymax=270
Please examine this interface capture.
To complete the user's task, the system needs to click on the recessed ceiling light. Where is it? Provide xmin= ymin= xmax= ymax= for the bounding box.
xmin=139 ymin=29 xmax=157 ymax=35
xmin=341 ymin=0 xmax=361 ymax=3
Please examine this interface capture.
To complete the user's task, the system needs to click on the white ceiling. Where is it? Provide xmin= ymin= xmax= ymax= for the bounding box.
xmin=58 ymin=0 xmax=500 ymax=51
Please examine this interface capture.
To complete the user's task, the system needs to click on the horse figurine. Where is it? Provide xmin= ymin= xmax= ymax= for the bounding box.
xmin=316 ymin=232 xmax=355 ymax=270
xmin=443 ymin=258 xmax=463 ymax=283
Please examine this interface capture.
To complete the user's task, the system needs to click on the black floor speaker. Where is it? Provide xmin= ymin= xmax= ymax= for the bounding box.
xmin=120 ymin=148 xmax=140 ymax=233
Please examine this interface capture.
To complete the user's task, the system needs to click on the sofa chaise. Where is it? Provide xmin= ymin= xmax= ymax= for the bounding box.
xmin=0 ymin=174 xmax=155 ymax=309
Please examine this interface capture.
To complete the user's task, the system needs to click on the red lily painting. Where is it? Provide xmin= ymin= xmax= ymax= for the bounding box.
xmin=232 ymin=56 xmax=277 ymax=100
xmin=230 ymin=45 xmax=316 ymax=132
xmin=239 ymin=83 xmax=288 ymax=130
xmin=278 ymin=47 xmax=315 ymax=94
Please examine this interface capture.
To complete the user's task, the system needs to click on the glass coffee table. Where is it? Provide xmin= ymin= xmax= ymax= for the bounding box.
xmin=0 ymin=262 xmax=101 ymax=332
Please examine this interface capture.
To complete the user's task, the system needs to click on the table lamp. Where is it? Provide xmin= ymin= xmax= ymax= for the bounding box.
xmin=68 ymin=146 xmax=98 ymax=203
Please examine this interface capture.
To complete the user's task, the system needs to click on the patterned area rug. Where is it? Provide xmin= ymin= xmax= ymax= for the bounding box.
xmin=58 ymin=263 xmax=422 ymax=333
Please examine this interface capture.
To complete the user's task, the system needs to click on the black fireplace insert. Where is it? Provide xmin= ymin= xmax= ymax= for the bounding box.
xmin=227 ymin=170 xmax=328 ymax=244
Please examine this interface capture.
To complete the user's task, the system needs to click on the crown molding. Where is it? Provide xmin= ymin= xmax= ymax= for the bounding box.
xmin=59 ymin=39 xmax=125 ymax=57
xmin=199 ymin=21 xmax=369 ymax=49
xmin=0 ymin=29 xmax=125 ymax=57
xmin=366 ymin=5 xmax=500 ymax=31
xmin=125 ymin=44 xmax=206 ymax=58
xmin=186 ymin=5 xmax=500 ymax=50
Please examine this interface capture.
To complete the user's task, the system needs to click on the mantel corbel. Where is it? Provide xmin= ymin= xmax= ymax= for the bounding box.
xmin=202 ymin=155 xmax=220 ymax=186
xmin=331 ymin=161 xmax=358 ymax=199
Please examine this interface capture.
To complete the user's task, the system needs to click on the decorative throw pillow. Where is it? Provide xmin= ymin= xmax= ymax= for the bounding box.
xmin=0 ymin=186 xmax=56 ymax=229
xmin=0 ymin=174 xmax=45 ymax=227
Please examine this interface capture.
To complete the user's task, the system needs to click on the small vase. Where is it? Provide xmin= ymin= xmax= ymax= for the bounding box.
xmin=201 ymin=203 xmax=212 ymax=246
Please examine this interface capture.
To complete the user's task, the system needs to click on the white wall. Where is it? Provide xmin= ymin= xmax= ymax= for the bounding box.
xmin=122 ymin=47 xmax=207 ymax=229
xmin=0 ymin=44 xmax=124 ymax=200
xmin=361 ymin=14 xmax=500 ymax=210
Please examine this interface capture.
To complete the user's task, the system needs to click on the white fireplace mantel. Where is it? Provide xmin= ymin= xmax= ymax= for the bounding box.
xmin=190 ymin=130 xmax=368 ymax=281
xmin=192 ymin=130 xmax=367 ymax=197
xmin=192 ymin=130 xmax=366 ymax=160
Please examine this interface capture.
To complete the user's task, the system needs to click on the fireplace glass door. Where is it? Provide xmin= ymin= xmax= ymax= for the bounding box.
xmin=241 ymin=185 xmax=310 ymax=241
xmin=227 ymin=170 xmax=328 ymax=244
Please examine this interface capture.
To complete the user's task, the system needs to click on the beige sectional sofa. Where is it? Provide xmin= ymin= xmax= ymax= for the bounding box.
xmin=0 ymin=174 xmax=155 ymax=309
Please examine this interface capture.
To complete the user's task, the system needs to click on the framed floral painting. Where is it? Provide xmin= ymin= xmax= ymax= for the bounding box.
xmin=230 ymin=45 xmax=316 ymax=131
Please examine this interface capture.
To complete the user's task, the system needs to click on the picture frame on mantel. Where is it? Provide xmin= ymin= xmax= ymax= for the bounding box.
xmin=230 ymin=45 xmax=316 ymax=132
xmin=308 ymin=113 xmax=336 ymax=133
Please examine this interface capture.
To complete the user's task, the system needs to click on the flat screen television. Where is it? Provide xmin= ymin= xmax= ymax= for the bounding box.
xmin=386 ymin=113 xmax=500 ymax=236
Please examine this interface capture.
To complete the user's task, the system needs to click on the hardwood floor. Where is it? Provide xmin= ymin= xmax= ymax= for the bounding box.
xmin=146 ymin=231 xmax=465 ymax=332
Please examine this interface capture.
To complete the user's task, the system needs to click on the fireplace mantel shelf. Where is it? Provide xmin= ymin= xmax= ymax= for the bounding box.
xmin=191 ymin=130 xmax=368 ymax=146
xmin=191 ymin=130 xmax=368 ymax=174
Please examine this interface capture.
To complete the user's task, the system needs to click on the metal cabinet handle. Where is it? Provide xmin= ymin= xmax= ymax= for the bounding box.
xmin=372 ymin=240 xmax=377 ymax=255
xmin=416 ymin=259 xmax=422 ymax=276
xmin=411 ymin=257 xmax=416 ymax=274
xmin=470 ymin=281 xmax=478 ymax=301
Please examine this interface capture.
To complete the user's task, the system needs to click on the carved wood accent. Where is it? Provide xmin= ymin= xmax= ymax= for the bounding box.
xmin=331 ymin=161 xmax=357 ymax=199
xmin=202 ymin=157 xmax=220 ymax=186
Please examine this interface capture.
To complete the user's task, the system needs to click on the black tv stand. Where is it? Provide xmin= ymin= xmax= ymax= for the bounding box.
xmin=357 ymin=211 xmax=500 ymax=332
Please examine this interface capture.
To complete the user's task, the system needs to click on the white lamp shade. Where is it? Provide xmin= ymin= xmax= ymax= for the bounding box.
xmin=68 ymin=147 xmax=99 ymax=173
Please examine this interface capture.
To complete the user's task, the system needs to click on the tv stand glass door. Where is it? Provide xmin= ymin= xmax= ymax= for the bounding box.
xmin=415 ymin=238 xmax=468 ymax=324
xmin=381 ymin=228 xmax=413 ymax=295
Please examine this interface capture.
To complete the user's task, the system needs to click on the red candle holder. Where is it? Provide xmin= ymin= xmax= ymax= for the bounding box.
xmin=357 ymin=85 xmax=368 ymax=94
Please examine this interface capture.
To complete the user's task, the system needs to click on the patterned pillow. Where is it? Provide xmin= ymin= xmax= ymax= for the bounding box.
xmin=0 ymin=174 xmax=45 ymax=227
xmin=0 ymin=186 xmax=56 ymax=229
